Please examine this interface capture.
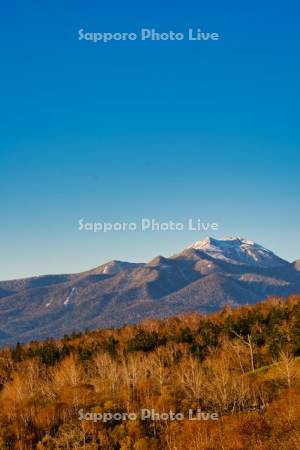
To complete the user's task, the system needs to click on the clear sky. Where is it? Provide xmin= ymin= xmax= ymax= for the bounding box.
xmin=1 ymin=0 xmax=300 ymax=280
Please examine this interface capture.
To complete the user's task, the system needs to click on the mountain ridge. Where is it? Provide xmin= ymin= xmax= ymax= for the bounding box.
xmin=0 ymin=237 xmax=299 ymax=347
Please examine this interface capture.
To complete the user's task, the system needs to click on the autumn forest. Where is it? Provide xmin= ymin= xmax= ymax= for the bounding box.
xmin=0 ymin=296 xmax=300 ymax=449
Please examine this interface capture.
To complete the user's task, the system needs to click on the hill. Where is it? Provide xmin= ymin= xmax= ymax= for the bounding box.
xmin=0 ymin=295 xmax=300 ymax=448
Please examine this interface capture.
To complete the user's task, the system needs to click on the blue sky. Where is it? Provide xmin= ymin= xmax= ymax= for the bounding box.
xmin=1 ymin=0 xmax=300 ymax=280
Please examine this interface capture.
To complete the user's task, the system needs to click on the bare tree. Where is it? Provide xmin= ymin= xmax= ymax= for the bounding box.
xmin=178 ymin=355 xmax=204 ymax=403
xmin=277 ymin=350 xmax=297 ymax=388
xmin=232 ymin=331 xmax=255 ymax=372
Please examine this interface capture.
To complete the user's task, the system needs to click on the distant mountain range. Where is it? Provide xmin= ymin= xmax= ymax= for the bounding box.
xmin=0 ymin=237 xmax=300 ymax=347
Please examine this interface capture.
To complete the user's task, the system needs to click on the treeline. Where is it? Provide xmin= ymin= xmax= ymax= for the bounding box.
xmin=0 ymin=295 xmax=300 ymax=449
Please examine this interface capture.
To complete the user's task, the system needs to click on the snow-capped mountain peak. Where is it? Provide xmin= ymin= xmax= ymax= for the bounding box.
xmin=188 ymin=237 xmax=287 ymax=268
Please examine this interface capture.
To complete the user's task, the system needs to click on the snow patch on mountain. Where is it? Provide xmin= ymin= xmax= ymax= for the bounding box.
xmin=64 ymin=287 xmax=77 ymax=306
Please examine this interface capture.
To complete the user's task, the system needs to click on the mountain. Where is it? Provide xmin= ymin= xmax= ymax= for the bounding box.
xmin=0 ymin=237 xmax=299 ymax=347
xmin=187 ymin=237 xmax=287 ymax=268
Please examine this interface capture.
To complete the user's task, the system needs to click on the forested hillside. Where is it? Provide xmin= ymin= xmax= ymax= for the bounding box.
xmin=0 ymin=295 xmax=300 ymax=449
